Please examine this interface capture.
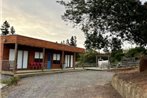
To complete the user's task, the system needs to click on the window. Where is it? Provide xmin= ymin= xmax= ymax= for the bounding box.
xmin=35 ymin=52 xmax=40 ymax=59
xmin=53 ymin=54 xmax=60 ymax=64
xmin=34 ymin=52 xmax=43 ymax=62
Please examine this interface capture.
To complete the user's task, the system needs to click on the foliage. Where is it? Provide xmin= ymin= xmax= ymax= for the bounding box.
xmin=70 ymin=36 xmax=77 ymax=46
xmin=110 ymin=49 xmax=124 ymax=63
xmin=110 ymin=47 xmax=147 ymax=63
xmin=78 ymin=49 xmax=97 ymax=63
xmin=66 ymin=39 xmax=70 ymax=45
xmin=57 ymin=0 xmax=147 ymax=49
xmin=125 ymin=47 xmax=147 ymax=58
xmin=61 ymin=36 xmax=77 ymax=47
xmin=1 ymin=21 xmax=10 ymax=35
xmin=1 ymin=76 xmax=20 ymax=86
xmin=1 ymin=20 xmax=15 ymax=35
xmin=84 ymin=30 xmax=108 ymax=50
xmin=10 ymin=26 xmax=15 ymax=35
xmin=111 ymin=38 xmax=121 ymax=52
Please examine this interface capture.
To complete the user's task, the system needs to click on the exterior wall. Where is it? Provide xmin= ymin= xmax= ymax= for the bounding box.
xmin=0 ymin=35 xmax=85 ymax=70
xmin=28 ymin=50 xmax=35 ymax=68
xmin=1 ymin=44 xmax=13 ymax=70
xmin=0 ymin=38 xmax=3 ymax=61
xmin=0 ymin=35 xmax=85 ymax=53
xmin=1 ymin=44 xmax=78 ymax=70
xmin=44 ymin=51 xmax=49 ymax=68
xmin=0 ymin=38 xmax=4 ymax=70
xmin=52 ymin=64 xmax=61 ymax=69
xmin=3 ymin=45 xmax=10 ymax=60
xmin=51 ymin=50 xmax=62 ymax=69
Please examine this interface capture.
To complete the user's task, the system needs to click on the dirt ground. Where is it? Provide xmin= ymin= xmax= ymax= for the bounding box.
xmin=116 ymin=69 xmax=147 ymax=90
xmin=2 ymin=71 xmax=122 ymax=98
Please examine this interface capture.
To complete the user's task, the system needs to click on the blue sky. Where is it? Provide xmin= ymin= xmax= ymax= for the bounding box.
xmin=1 ymin=0 xmax=147 ymax=49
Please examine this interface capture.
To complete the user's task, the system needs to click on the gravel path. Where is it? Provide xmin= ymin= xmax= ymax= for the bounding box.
xmin=2 ymin=71 xmax=122 ymax=98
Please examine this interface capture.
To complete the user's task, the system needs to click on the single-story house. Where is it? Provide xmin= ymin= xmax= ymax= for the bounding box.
xmin=0 ymin=35 xmax=85 ymax=71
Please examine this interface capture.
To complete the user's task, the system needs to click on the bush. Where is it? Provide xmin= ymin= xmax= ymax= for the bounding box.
xmin=1 ymin=76 xmax=20 ymax=86
xmin=110 ymin=50 xmax=124 ymax=63
xmin=125 ymin=47 xmax=147 ymax=58
xmin=78 ymin=50 xmax=97 ymax=64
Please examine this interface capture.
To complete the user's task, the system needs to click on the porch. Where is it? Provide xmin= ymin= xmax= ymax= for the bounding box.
xmin=1 ymin=68 xmax=84 ymax=78
xmin=1 ymin=43 xmax=77 ymax=72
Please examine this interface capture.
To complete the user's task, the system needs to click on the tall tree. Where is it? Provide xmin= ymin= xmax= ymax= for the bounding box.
xmin=70 ymin=36 xmax=77 ymax=46
xmin=10 ymin=26 xmax=15 ymax=35
xmin=1 ymin=21 xmax=10 ymax=35
xmin=58 ymin=0 xmax=147 ymax=50
xmin=111 ymin=38 xmax=121 ymax=52
xmin=70 ymin=36 xmax=75 ymax=46
xmin=66 ymin=39 xmax=70 ymax=45
xmin=73 ymin=36 xmax=77 ymax=46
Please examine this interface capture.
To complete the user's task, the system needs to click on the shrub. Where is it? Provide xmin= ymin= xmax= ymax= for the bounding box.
xmin=1 ymin=76 xmax=20 ymax=86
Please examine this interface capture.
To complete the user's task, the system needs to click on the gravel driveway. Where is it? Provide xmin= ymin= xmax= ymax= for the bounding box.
xmin=2 ymin=71 xmax=122 ymax=98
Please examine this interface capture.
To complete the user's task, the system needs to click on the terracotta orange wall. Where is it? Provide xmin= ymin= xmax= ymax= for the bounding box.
xmin=3 ymin=45 xmax=9 ymax=60
xmin=0 ymin=44 xmax=3 ymax=61
xmin=28 ymin=51 xmax=35 ymax=64
xmin=52 ymin=64 xmax=61 ymax=69
xmin=44 ymin=51 xmax=49 ymax=68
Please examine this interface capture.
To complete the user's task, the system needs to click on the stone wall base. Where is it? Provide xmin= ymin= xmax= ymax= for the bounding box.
xmin=111 ymin=75 xmax=147 ymax=98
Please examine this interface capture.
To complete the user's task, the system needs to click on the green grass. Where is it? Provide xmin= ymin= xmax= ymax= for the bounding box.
xmin=1 ymin=76 xmax=20 ymax=86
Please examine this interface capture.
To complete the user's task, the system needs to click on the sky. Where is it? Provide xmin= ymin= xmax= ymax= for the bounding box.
xmin=0 ymin=0 xmax=147 ymax=49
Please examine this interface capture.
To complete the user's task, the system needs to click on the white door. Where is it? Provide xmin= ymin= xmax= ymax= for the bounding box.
xmin=23 ymin=51 xmax=28 ymax=69
xmin=68 ymin=55 xmax=70 ymax=67
xmin=17 ymin=50 xmax=23 ymax=69
xmin=9 ymin=49 xmax=15 ymax=61
xmin=71 ymin=55 xmax=73 ymax=67
xmin=65 ymin=55 xmax=68 ymax=67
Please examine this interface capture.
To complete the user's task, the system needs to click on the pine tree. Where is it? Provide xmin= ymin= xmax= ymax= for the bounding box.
xmin=10 ymin=26 xmax=15 ymax=35
xmin=1 ymin=21 xmax=10 ymax=35
xmin=63 ymin=40 xmax=65 ymax=44
xmin=66 ymin=39 xmax=70 ymax=45
xmin=74 ymin=36 xmax=77 ymax=47
xmin=70 ymin=36 xmax=75 ymax=46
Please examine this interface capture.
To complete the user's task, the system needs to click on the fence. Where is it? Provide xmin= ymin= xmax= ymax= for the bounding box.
xmin=75 ymin=62 xmax=96 ymax=67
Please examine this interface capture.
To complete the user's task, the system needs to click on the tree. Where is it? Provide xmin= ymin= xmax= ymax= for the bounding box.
xmin=110 ymin=49 xmax=124 ymax=63
xmin=1 ymin=21 xmax=10 ymax=35
xmin=125 ymin=47 xmax=147 ymax=58
xmin=73 ymin=36 xmax=77 ymax=46
xmin=10 ymin=26 xmax=15 ymax=35
xmin=66 ymin=39 xmax=70 ymax=45
xmin=58 ymin=0 xmax=147 ymax=50
xmin=111 ymin=38 xmax=121 ymax=52
xmin=70 ymin=36 xmax=75 ymax=46
xmin=79 ymin=49 xmax=97 ymax=64
xmin=70 ymin=36 xmax=77 ymax=46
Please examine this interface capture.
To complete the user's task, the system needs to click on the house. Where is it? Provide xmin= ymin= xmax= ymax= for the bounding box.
xmin=0 ymin=35 xmax=85 ymax=71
